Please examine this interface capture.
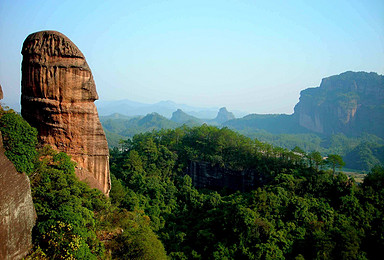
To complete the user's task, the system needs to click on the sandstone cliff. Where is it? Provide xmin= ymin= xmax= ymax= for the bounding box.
xmin=0 ymin=85 xmax=36 ymax=260
xmin=224 ymin=71 xmax=384 ymax=138
xmin=293 ymin=71 xmax=384 ymax=137
xmin=21 ymin=31 xmax=111 ymax=195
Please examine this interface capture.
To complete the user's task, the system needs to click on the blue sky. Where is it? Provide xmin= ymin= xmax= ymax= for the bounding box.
xmin=0 ymin=0 xmax=383 ymax=113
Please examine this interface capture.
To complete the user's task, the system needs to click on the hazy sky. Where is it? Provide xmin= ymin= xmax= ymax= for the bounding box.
xmin=0 ymin=0 xmax=383 ymax=114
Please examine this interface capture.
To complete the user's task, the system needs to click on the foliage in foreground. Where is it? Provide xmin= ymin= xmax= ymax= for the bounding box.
xmin=0 ymin=109 xmax=166 ymax=259
xmin=0 ymin=109 xmax=37 ymax=174
xmin=2 ymin=109 xmax=383 ymax=259
xmin=27 ymin=146 xmax=167 ymax=259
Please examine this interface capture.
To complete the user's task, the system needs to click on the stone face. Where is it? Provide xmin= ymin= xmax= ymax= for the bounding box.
xmin=21 ymin=31 xmax=111 ymax=195
xmin=0 ymin=83 xmax=36 ymax=259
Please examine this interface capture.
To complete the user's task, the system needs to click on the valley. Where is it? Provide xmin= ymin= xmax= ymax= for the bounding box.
xmin=100 ymin=71 xmax=384 ymax=172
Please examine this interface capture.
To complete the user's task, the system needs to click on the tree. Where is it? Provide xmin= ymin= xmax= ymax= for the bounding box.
xmin=31 ymin=147 xmax=106 ymax=259
xmin=326 ymin=154 xmax=345 ymax=174
xmin=308 ymin=151 xmax=323 ymax=170
xmin=0 ymin=110 xmax=38 ymax=174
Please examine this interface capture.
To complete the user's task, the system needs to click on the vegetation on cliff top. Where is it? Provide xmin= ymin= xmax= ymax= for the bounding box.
xmin=0 ymin=109 xmax=37 ymax=174
xmin=109 ymin=125 xmax=384 ymax=259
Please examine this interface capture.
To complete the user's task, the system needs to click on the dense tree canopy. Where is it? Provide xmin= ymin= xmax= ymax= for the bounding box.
xmin=109 ymin=125 xmax=384 ymax=259
xmin=0 ymin=109 xmax=37 ymax=174
xmin=2 ymin=110 xmax=383 ymax=259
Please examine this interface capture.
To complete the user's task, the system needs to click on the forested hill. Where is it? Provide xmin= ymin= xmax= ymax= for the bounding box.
xmin=109 ymin=125 xmax=384 ymax=259
xmin=100 ymin=72 xmax=384 ymax=171
xmin=2 ymin=108 xmax=384 ymax=259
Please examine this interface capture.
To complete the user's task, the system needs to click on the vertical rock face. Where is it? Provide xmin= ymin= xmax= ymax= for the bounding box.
xmin=0 ymin=85 xmax=36 ymax=260
xmin=21 ymin=31 xmax=111 ymax=195
xmin=293 ymin=71 xmax=384 ymax=137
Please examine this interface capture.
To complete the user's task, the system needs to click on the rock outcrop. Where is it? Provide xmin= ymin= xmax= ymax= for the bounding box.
xmin=0 ymin=86 xmax=36 ymax=260
xmin=215 ymin=107 xmax=235 ymax=124
xmin=21 ymin=31 xmax=111 ymax=195
xmin=293 ymin=71 xmax=384 ymax=137
xmin=187 ymin=161 xmax=261 ymax=192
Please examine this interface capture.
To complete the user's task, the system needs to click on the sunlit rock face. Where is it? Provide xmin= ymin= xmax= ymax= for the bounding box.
xmin=0 ymin=85 xmax=36 ymax=260
xmin=21 ymin=31 xmax=111 ymax=195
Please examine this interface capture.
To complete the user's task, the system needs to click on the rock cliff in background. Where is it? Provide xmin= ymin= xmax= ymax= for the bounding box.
xmin=21 ymin=31 xmax=111 ymax=195
xmin=0 ymin=85 xmax=36 ymax=260
xmin=293 ymin=71 xmax=384 ymax=137
xmin=214 ymin=107 xmax=235 ymax=124
xmin=224 ymin=71 xmax=384 ymax=138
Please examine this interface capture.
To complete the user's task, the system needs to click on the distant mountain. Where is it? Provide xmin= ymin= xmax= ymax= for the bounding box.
xmin=225 ymin=71 xmax=384 ymax=138
xmin=100 ymin=71 xmax=384 ymax=171
xmin=224 ymin=114 xmax=307 ymax=134
xmin=100 ymin=113 xmax=133 ymax=120
xmin=214 ymin=107 xmax=235 ymax=124
xmin=96 ymin=99 xmax=248 ymax=118
xmin=101 ymin=107 xmax=239 ymax=147
xmin=170 ymin=109 xmax=203 ymax=126
xmin=100 ymin=112 xmax=178 ymax=143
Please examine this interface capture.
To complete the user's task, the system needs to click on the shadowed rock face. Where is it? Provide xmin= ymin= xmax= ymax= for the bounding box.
xmin=293 ymin=71 xmax=384 ymax=137
xmin=21 ymin=31 xmax=110 ymax=195
xmin=0 ymin=85 xmax=36 ymax=260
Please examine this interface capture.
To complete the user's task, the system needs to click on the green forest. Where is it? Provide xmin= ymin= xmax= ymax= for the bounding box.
xmin=100 ymin=112 xmax=384 ymax=172
xmin=1 ymin=108 xmax=384 ymax=259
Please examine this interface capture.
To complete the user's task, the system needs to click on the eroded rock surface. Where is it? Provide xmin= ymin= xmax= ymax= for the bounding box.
xmin=294 ymin=71 xmax=384 ymax=137
xmin=21 ymin=31 xmax=111 ymax=195
xmin=0 ymin=85 xmax=36 ymax=260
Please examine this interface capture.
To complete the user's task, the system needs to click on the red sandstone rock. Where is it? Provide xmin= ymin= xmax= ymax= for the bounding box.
xmin=21 ymin=31 xmax=111 ymax=195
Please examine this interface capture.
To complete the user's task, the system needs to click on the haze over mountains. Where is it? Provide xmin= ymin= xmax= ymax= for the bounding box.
xmin=226 ymin=71 xmax=384 ymax=138
xmin=101 ymin=71 xmax=384 ymax=171
xmin=96 ymin=99 xmax=248 ymax=119
xmin=100 ymin=71 xmax=384 ymax=137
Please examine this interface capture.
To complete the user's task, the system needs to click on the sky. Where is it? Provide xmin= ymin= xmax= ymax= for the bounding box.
xmin=0 ymin=0 xmax=383 ymax=114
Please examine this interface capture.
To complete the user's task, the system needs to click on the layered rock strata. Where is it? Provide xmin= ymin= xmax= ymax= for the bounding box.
xmin=21 ymin=31 xmax=110 ymax=195
xmin=0 ymin=86 xmax=36 ymax=260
